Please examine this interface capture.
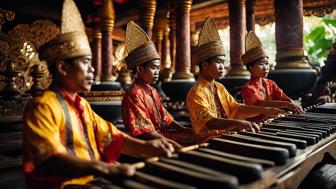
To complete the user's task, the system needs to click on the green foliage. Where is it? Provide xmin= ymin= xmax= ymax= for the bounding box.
xmin=304 ymin=17 xmax=336 ymax=66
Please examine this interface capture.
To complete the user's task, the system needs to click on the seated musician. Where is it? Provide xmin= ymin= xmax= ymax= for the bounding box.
xmin=241 ymin=31 xmax=303 ymax=114
xmin=186 ymin=18 xmax=284 ymax=143
xmin=121 ymin=21 xmax=193 ymax=147
xmin=23 ymin=1 xmax=175 ymax=188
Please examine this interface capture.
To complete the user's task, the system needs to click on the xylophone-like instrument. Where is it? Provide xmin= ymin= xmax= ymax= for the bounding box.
xmin=108 ymin=103 xmax=336 ymax=189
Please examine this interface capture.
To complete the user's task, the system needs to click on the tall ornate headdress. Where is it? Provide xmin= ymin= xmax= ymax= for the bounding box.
xmin=193 ymin=17 xmax=226 ymax=65
xmin=241 ymin=31 xmax=268 ymax=65
xmin=124 ymin=21 xmax=160 ymax=70
xmin=39 ymin=0 xmax=92 ymax=64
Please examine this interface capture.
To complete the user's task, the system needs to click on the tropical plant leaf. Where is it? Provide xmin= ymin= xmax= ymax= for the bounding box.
xmin=305 ymin=26 xmax=325 ymax=41
xmin=323 ymin=18 xmax=336 ymax=27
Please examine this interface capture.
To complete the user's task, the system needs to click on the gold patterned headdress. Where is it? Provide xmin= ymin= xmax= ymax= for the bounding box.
xmin=124 ymin=21 xmax=160 ymax=70
xmin=39 ymin=0 xmax=92 ymax=64
xmin=241 ymin=31 xmax=268 ymax=65
xmin=193 ymin=17 xmax=226 ymax=65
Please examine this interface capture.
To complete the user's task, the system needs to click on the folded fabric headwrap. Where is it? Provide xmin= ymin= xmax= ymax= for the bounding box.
xmin=241 ymin=31 xmax=268 ymax=65
xmin=125 ymin=21 xmax=160 ymax=70
xmin=39 ymin=0 xmax=92 ymax=65
xmin=193 ymin=17 xmax=226 ymax=65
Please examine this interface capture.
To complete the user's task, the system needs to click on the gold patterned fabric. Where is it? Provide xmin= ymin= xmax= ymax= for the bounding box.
xmin=193 ymin=17 xmax=226 ymax=65
xmin=241 ymin=31 xmax=268 ymax=65
xmin=39 ymin=0 xmax=92 ymax=64
xmin=125 ymin=21 xmax=160 ymax=70
xmin=186 ymin=76 xmax=240 ymax=143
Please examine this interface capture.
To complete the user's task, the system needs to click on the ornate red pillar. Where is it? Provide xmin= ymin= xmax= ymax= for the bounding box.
xmin=153 ymin=11 xmax=167 ymax=57
xmin=169 ymin=10 xmax=176 ymax=73
xmin=92 ymin=28 xmax=102 ymax=83
xmin=101 ymin=0 xmax=115 ymax=82
xmin=227 ymin=0 xmax=250 ymax=77
xmin=138 ymin=0 xmax=157 ymax=39
xmin=246 ymin=0 xmax=256 ymax=32
xmin=274 ymin=0 xmax=310 ymax=69
xmin=160 ymin=28 xmax=172 ymax=81
xmin=172 ymin=0 xmax=194 ymax=80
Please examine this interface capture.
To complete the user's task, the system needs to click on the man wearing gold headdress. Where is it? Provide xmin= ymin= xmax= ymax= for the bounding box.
xmin=121 ymin=21 xmax=192 ymax=147
xmin=186 ymin=18 xmax=284 ymax=143
xmin=23 ymin=1 xmax=174 ymax=189
xmin=241 ymin=31 xmax=303 ymax=114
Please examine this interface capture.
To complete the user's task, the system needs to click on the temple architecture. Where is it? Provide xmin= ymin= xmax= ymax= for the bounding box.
xmin=0 ymin=0 xmax=335 ymax=188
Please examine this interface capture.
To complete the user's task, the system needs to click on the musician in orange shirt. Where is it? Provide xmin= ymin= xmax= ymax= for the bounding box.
xmin=23 ymin=1 xmax=174 ymax=188
xmin=121 ymin=22 xmax=193 ymax=147
xmin=186 ymin=18 xmax=284 ymax=143
xmin=241 ymin=32 xmax=303 ymax=114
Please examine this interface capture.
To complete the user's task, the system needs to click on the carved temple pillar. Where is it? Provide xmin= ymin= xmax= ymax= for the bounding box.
xmin=101 ymin=0 xmax=115 ymax=82
xmin=172 ymin=0 xmax=194 ymax=80
xmin=153 ymin=11 xmax=167 ymax=57
xmin=274 ymin=0 xmax=310 ymax=69
xmin=268 ymin=0 xmax=316 ymax=99
xmin=138 ymin=0 xmax=157 ymax=39
xmin=246 ymin=0 xmax=256 ymax=32
xmin=160 ymin=29 xmax=172 ymax=81
xmin=227 ymin=0 xmax=250 ymax=77
xmin=92 ymin=28 xmax=102 ymax=83
xmin=169 ymin=10 xmax=176 ymax=73
xmin=220 ymin=0 xmax=249 ymax=95
xmin=161 ymin=0 xmax=194 ymax=102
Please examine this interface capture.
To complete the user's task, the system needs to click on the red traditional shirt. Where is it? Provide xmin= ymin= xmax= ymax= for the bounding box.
xmin=241 ymin=78 xmax=291 ymax=105
xmin=121 ymin=79 xmax=174 ymax=137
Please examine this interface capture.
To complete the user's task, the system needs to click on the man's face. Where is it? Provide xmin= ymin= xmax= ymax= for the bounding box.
xmin=202 ymin=55 xmax=226 ymax=79
xmin=249 ymin=57 xmax=270 ymax=78
xmin=137 ymin=59 xmax=160 ymax=84
xmin=64 ymin=56 xmax=95 ymax=92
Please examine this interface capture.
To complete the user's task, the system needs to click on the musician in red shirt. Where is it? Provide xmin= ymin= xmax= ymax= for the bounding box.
xmin=121 ymin=22 xmax=193 ymax=147
xmin=241 ymin=32 xmax=303 ymax=114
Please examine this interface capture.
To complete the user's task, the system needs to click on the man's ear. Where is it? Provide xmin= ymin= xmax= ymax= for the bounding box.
xmin=136 ymin=65 xmax=143 ymax=73
xmin=55 ymin=60 xmax=68 ymax=76
xmin=201 ymin=61 xmax=208 ymax=70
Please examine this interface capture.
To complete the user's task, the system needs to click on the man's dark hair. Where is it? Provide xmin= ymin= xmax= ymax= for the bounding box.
xmin=130 ymin=60 xmax=152 ymax=76
xmin=48 ymin=57 xmax=77 ymax=78
xmin=245 ymin=59 xmax=259 ymax=72
xmin=198 ymin=57 xmax=212 ymax=72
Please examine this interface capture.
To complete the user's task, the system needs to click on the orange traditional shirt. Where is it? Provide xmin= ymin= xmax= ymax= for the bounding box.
xmin=241 ymin=78 xmax=291 ymax=105
xmin=23 ymin=89 xmax=124 ymax=189
xmin=122 ymin=79 xmax=174 ymax=137
xmin=186 ymin=76 xmax=240 ymax=142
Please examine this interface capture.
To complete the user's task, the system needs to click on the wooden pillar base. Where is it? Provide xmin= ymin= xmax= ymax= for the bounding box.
xmin=268 ymin=69 xmax=317 ymax=99
xmin=226 ymin=65 xmax=250 ymax=77
xmin=160 ymin=68 xmax=173 ymax=82
xmin=172 ymin=70 xmax=195 ymax=80
xmin=276 ymin=49 xmax=311 ymax=69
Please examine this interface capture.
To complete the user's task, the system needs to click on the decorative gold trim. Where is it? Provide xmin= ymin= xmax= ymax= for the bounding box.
xmin=174 ymin=0 xmax=193 ymax=12
xmin=138 ymin=0 xmax=157 ymax=34
xmin=39 ymin=32 xmax=92 ymax=64
xmin=101 ymin=0 xmax=115 ymax=33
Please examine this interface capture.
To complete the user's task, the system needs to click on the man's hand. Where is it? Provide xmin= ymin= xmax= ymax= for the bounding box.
xmin=287 ymin=102 xmax=304 ymax=114
xmin=93 ymin=161 xmax=136 ymax=178
xmin=164 ymin=137 xmax=182 ymax=150
xmin=262 ymin=107 xmax=285 ymax=118
xmin=237 ymin=120 xmax=260 ymax=133
xmin=143 ymin=138 xmax=175 ymax=157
